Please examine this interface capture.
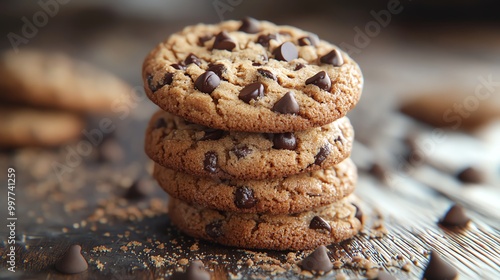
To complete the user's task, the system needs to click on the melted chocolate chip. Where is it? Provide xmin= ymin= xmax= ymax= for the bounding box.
xmin=273 ymin=42 xmax=298 ymax=62
xmin=314 ymin=145 xmax=331 ymax=165
xmin=439 ymin=204 xmax=470 ymax=228
xmin=305 ymin=71 xmax=331 ymax=91
xmin=309 ymin=216 xmax=332 ymax=232
xmin=423 ymin=251 xmax=458 ymax=280
xmin=232 ymin=146 xmax=252 ymax=159
xmin=294 ymin=63 xmax=306 ymax=71
xmin=162 ymin=73 xmax=174 ymax=86
xmin=234 ymin=186 xmax=257 ymax=209
xmin=185 ymin=260 xmax=210 ymax=280
xmin=185 ymin=53 xmax=201 ymax=66
xmin=272 ymin=91 xmax=299 ymax=114
xmin=238 ymin=17 xmax=260 ymax=33
xmin=457 ymin=166 xmax=485 ymax=184
xmin=203 ymin=152 xmax=218 ymax=173
xmin=194 ymin=71 xmax=220 ymax=94
xmin=301 ymin=245 xmax=333 ymax=272
xmin=198 ymin=35 xmax=213 ymax=46
xmin=239 ymin=82 xmax=265 ymax=103
xmin=205 ymin=221 xmax=223 ymax=238
xmin=55 ymin=245 xmax=88 ymax=274
xmin=213 ymin=31 xmax=236 ymax=51
xmin=171 ymin=63 xmax=186 ymax=70
xmin=154 ymin=117 xmax=167 ymax=129
xmin=273 ymin=133 xmax=297 ymax=150
xmin=146 ymin=74 xmax=157 ymax=92
xmin=298 ymin=33 xmax=319 ymax=46
xmin=320 ymin=49 xmax=344 ymax=66
xmin=256 ymin=34 xmax=277 ymax=48
xmin=257 ymin=68 xmax=277 ymax=80
xmin=201 ymin=129 xmax=225 ymax=141
xmin=353 ymin=204 xmax=363 ymax=222
xmin=207 ymin=63 xmax=226 ymax=79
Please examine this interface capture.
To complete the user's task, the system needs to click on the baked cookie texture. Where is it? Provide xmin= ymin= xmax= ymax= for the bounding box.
xmin=154 ymin=158 xmax=357 ymax=214
xmin=145 ymin=110 xmax=354 ymax=180
xmin=168 ymin=196 xmax=363 ymax=251
xmin=142 ymin=20 xmax=363 ymax=132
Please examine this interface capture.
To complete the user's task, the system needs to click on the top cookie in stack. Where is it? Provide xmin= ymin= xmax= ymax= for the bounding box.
xmin=143 ymin=18 xmax=363 ymax=251
xmin=142 ymin=18 xmax=363 ymax=133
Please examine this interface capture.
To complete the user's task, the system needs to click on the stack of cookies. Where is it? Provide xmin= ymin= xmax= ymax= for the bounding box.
xmin=143 ymin=18 xmax=363 ymax=250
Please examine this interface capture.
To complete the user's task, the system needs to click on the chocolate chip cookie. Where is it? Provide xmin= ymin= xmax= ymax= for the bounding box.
xmin=145 ymin=110 xmax=353 ymax=180
xmin=168 ymin=196 xmax=363 ymax=250
xmin=142 ymin=19 xmax=363 ymax=132
xmin=154 ymin=158 xmax=356 ymax=214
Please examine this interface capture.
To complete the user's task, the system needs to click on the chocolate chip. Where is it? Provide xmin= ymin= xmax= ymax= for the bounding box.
xmin=185 ymin=260 xmax=210 ymax=280
xmin=300 ymin=245 xmax=333 ymax=272
xmin=195 ymin=71 xmax=220 ymax=94
xmin=124 ymin=179 xmax=150 ymax=200
xmin=234 ymin=186 xmax=257 ymax=209
xmin=352 ymin=204 xmax=364 ymax=223
xmin=320 ymin=49 xmax=344 ymax=66
xmin=185 ymin=53 xmax=201 ymax=66
xmin=273 ymin=133 xmax=297 ymax=150
xmin=238 ymin=17 xmax=260 ymax=33
xmin=305 ymin=71 xmax=331 ymax=91
xmin=205 ymin=221 xmax=223 ymax=238
xmin=154 ymin=117 xmax=166 ymax=129
xmin=376 ymin=271 xmax=396 ymax=280
xmin=147 ymin=74 xmax=157 ymax=92
xmin=272 ymin=91 xmax=299 ymax=114
xmin=162 ymin=73 xmax=174 ymax=86
xmin=98 ymin=138 xmax=124 ymax=163
xmin=207 ymin=63 xmax=226 ymax=79
xmin=294 ymin=63 xmax=306 ymax=71
xmin=203 ymin=152 xmax=218 ymax=173
xmin=457 ymin=166 xmax=485 ymax=184
xmin=201 ymin=129 xmax=225 ymax=141
xmin=298 ymin=33 xmax=319 ymax=46
xmin=314 ymin=145 xmax=331 ymax=165
xmin=256 ymin=34 xmax=277 ymax=48
xmin=439 ymin=204 xmax=470 ymax=228
xmin=257 ymin=68 xmax=277 ymax=81
xmin=369 ymin=162 xmax=389 ymax=183
xmin=239 ymin=82 xmax=265 ymax=103
xmin=232 ymin=146 xmax=252 ymax=159
xmin=55 ymin=245 xmax=88 ymax=274
xmin=422 ymin=251 xmax=458 ymax=280
xmin=198 ymin=35 xmax=213 ymax=46
xmin=273 ymin=42 xmax=298 ymax=62
xmin=309 ymin=216 xmax=332 ymax=232
xmin=213 ymin=31 xmax=236 ymax=51
xmin=171 ymin=63 xmax=186 ymax=70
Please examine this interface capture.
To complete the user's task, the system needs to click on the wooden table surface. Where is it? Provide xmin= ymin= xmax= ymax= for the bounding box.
xmin=1 ymin=5 xmax=500 ymax=279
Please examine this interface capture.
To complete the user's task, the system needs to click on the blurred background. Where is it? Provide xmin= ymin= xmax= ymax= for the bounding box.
xmin=0 ymin=0 xmax=499 ymax=279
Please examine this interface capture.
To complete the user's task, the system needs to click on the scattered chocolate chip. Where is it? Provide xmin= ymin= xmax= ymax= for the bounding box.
xmin=185 ymin=260 xmax=210 ymax=280
xmin=198 ymin=35 xmax=213 ymax=46
xmin=232 ymin=146 xmax=252 ymax=159
xmin=207 ymin=64 xmax=226 ymax=79
xmin=124 ymin=179 xmax=150 ymax=200
xmin=352 ymin=204 xmax=364 ymax=223
xmin=55 ymin=245 xmax=88 ymax=274
xmin=185 ymin=53 xmax=201 ymax=66
xmin=213 ymin=31 xmax=236 ymax=51
xmin=235 ymin=186 xmax=257 ymax=209
xmin=272 ymin=91 xmax=299 ymax=114
xmin=309 ymin=216 xmax=332 ymax=232
xmin=376 ymin=271 xmax=396 ymax=280
xmin=147 ymin=74 xmax=157 ymax=92
xmin=301 ymin=245 xmax=333 ymax=272
xmin=201 ymin=129 xmax=225 ymax=141
xmin=195 ymin=71 xmax=220 ymax=94
xmin=238 ymin=17 xmax=260 ymax=33
xmin=272 ymin=133 xmax=297 ymax=150
xmin=162 ymin=73 xmax=174 ymax=86
xmin=204 ymin=152 xmax=218 ymax=173
xmin=314 ymin=145 xmax=331 ymax=165
xmin=257 ymin=68 xmax=277 ymax=81
xmin=306 ymin=71 xmax=331 ymax=91
xmin=320 ymin=49 xmax=344 ymax=66
xmin=294 ymin=63 xmax=306 ymax=71
xmin=369 ymin=162 xmax=389 ymax=183
xmin=205 ymin=221 xmax=223 ymax=238
xmin=457 ymin=166 xmax=485 ymax=184
xmin=154 ymin=117 xmax=167 ymax=129
xmin=298 ymin=33 xmax=320 ymax=46
xmin=239 ymin=82 xmax=265 ymax=103
xmin=273 ymin=42 xmax=298 ymax=62
xmin=423 ymin=251 xmax=458 ymax=280
xmin=256 ymin=34 xmax=277 ymax=48
xmin=439 ymin=204 xmax=470 ymax=228
xmin=252 ymin=62 xmax=261 ymax=66
xmin=171 ymin=63 xmax=186 ymax=70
